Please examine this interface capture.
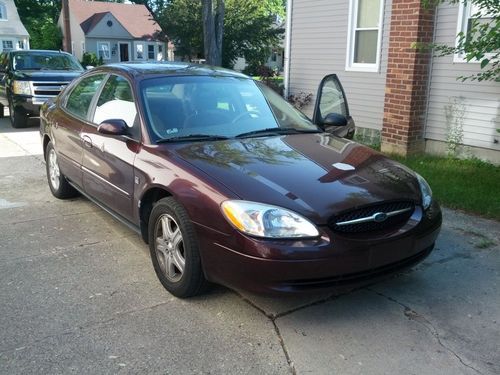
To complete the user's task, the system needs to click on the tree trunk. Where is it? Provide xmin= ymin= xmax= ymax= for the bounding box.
xmin=201 ymin=0 xmax=224 ymax=66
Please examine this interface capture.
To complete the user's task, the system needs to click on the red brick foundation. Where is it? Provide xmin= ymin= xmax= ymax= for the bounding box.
xmin=381 ymin=0 xmax=436 ymax=155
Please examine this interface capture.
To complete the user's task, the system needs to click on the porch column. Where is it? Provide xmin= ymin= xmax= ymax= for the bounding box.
xmin=381 ymin=0 xmax=436 ymax=155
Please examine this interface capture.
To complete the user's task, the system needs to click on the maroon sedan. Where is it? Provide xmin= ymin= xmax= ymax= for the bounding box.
xmin=40 ymin=63 xmax=441 ymax=298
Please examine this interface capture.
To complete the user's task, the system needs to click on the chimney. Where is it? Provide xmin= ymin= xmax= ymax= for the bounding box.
xmin=62 ymin=0 xmax=72 ymax=53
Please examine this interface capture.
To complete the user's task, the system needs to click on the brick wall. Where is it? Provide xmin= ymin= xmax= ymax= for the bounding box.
xmin=381 ymin=0 xmax=436 ymax=155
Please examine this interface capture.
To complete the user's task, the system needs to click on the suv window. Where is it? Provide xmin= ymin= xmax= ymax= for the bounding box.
xmin=65 ymin=74 xmax=105 ymax=119
xmin=93 ymin=75 xmax=137 ymax=128
xmin=12 ymin=52 xmax=83 ymax=71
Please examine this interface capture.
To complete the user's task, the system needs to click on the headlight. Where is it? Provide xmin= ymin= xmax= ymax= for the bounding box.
xmin=12 ymin=80 xmax=31 ymax=95
xmin=221 ymin=200 xmax=319 ymax=239
xmin=415 ymin=173 xmax=432 ymax=210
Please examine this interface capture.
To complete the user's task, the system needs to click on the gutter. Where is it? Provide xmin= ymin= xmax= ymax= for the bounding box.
xmin=283 ymin=0 xmax=293 ymax=99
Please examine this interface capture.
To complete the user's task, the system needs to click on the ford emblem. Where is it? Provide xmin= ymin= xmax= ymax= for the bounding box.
xmin=373 ymin=212 xmax=388 ymax=223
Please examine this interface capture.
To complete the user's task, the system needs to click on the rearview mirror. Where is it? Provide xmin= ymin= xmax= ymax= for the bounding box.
xmin=97 ymin=119 xmax=128 ymax=136
xmin=322 ymin=113 xmax=347 ymax=127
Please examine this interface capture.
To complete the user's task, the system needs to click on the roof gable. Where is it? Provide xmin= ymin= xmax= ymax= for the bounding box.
xmin=0 ymin=0 xmax=29 ymax=37
xmin=68 ymin=0 xmax=162 ymax=40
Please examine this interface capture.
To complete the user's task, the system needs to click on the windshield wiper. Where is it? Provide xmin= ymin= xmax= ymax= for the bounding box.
xmin=235 ymin=127 xmax=321 ymax=139
xmin=157 ymin=134 xmax=230 ymax=143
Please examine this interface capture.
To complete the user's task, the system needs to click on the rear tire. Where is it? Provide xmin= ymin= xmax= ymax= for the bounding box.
xmin=45 ymin=141 xmax=78 ymax=199
xmin=148 ymin=197 xmax=209 ymax=298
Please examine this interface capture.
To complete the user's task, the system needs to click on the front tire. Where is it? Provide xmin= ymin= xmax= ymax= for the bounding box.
xmin=9 ymin=102 xmax=28 ymax=128
xmin=45 ymin=141 xmax=78 ymax=199
xmin=148 ymin=197 xmax=208 ymax=298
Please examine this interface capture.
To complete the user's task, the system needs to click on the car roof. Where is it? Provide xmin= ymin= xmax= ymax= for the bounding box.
xmin=9 ymin=49 xmax=74 ymax=56
xmin=101 ymin=62 xmax=250 ymax=79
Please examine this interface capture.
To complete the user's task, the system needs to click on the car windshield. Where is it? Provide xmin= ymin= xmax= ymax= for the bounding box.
xmin=140 ymin=75 xmax=320 ymax=142
xmin=12 ymin=53 xmax=83 ymax=71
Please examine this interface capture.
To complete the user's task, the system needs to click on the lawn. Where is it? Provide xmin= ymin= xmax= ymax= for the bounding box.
xmin=390 ymin=154 xmax=500 ymax=221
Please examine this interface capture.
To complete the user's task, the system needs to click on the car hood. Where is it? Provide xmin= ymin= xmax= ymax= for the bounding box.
xmin=171 ymin=133 xmax=421 ymax=224
xmin=13 ymin=70 xmax=83 ymax=82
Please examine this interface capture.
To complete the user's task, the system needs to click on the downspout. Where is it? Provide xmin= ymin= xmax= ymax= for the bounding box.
xmin=422 ymin=5 xmax=438 ymax=143
xmin=283 ymin=0 xmax=293 ymax=99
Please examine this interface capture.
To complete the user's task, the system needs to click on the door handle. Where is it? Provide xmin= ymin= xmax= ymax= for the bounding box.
xmin=82 ymin=135 xmax=92 ymax=148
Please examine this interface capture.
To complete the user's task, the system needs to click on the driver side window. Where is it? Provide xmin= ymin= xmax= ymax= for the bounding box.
xmin=93 ymin=74 xmax=137 ymax=129
xmin=65 ymin=74 xmax=105 ymax=119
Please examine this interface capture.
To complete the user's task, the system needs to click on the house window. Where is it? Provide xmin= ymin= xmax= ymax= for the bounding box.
xmin=148 ymin=45 xmax=155 ymax=60
xmin=135 ymin=43 xmax=144 ymax=60
xmin=455 ymin=2 xmax=496 ymax=62
xmin=0 ymin=2 xmax=7 ymax=20
xmin=346 ymin=0 xmax=384 ymax=72
xmin=18 ymin=40 xmax=24 ymax=50
xmin=97 ymin=41 xmax=111 ymax=60
xmin=2 ymin=40 xmax=13 ymax=51
xmin=81 ymin=42 xmax=85 ymax=55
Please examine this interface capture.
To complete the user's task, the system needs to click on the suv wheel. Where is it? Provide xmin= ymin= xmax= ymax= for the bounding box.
xmin=148 ymin=197 xmax=209 ymax=298
xmin=10 ymin=102 xmax=28 ymax=128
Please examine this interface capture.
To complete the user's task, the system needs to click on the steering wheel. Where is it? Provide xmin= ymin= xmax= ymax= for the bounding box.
xmin=231 ymin=111 xmax=260 ymax=124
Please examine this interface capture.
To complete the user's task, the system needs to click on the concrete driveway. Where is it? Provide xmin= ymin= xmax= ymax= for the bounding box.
xmin=0 ymin=119 xmax=498 ymax=374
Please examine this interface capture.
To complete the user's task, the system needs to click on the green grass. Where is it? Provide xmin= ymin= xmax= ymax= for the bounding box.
xmin=390 ymin=155 xmax=500 ymax=221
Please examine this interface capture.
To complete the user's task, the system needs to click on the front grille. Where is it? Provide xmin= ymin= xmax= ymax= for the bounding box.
xmin=31 ymin=81 xmax=68 ymax=97
xmin=329 ymin=201 xmax=415 ymax=234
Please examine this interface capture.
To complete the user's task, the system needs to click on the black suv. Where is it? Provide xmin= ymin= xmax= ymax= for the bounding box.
xmin=0 ymin=50 xmax=84 ymax=128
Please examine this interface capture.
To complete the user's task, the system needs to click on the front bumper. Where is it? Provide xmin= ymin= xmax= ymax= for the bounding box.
xmin=11 ymin=95 xmax=53 ymax=117
xmin=197 ymin=201 xmax=442 ymax=294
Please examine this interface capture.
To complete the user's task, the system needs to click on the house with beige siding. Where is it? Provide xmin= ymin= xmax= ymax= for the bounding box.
xmin=284 ymin=0 xmax=499 ymax=163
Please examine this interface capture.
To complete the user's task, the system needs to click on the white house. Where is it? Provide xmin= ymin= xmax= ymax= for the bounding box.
xmin=0 ymin=0 xmax=30 ymax=53
xmin=58 ymin=0 xmax=174 ymax=63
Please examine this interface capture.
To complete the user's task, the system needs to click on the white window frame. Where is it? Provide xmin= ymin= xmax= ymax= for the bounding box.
xmin=345 ymin=0 xmax=385 ymax=72
xmin=97 ymin=41 xmax=111 ymax=60
xmin=454 ymin=2 xmax=496 ymax=63
xmin=135 ymin=42 xmax=145 ymax=60
xmin=17 ymin=40 xmax=24 ymax=50
xmin=0 ymin=2 xmax=7 ymax=21
xmin=81 ymin=41 xmax=86 ymax=55
xmin=2 ymin=40 xmax=13 ymax=51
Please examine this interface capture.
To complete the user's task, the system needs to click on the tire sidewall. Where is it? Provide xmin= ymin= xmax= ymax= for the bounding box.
xmin=148 ymin=198 xmax=202 ymax=297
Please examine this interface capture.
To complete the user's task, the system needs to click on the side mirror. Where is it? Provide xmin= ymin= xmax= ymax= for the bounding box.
xmin=322 ymin=113 xmax=347 ymax=127
xmin=97 ymin=119 xmax=128 ymax=136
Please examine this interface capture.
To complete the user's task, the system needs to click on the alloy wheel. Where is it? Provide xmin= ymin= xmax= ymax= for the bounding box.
xmin=155 ymin=214 xmax=185 ymax=282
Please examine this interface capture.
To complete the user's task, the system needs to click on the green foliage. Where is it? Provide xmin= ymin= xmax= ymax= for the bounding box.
xmin=81 ymin=52 xmax=100 ymax=67
xmin=423 ymin=0 xmax=499 ymax=82
xmin=391 ymin=154 xmax=500 ymax=220
xmin=159 ymin=0 xmax=204 ymax=59
xmin=15 ymin=0 xmax=62 ymax=50
xmin=157 ymin=0 xmax=284 ymax=67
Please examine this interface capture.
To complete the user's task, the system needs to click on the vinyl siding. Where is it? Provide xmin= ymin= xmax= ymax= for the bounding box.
xmin=425 ymin=3 xmax=500 ymax=151
xmin=288 ymin=0 xmax=391 ymax=130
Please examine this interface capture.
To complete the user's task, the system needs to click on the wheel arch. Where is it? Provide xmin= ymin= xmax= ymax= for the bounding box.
xmin=139 ymin=186 xmax=173 ymax=243
xmin=42 ymin=134 xmax=51 ymax=160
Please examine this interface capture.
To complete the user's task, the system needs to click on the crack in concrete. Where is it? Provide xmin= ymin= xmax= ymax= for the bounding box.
xmin=368 ymin=288 xmax=483 ymax=375
xmin=0 ymin=209 xmax=98 ymax=226
xmin=232 ymin=292 xmax=297 ymax=374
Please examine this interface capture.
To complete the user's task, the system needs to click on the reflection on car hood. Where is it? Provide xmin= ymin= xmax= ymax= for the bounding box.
xmin=13 ymin=70 xmax=82 ymax=81
xmin=171 ymin=133 xmax=421 ymax=224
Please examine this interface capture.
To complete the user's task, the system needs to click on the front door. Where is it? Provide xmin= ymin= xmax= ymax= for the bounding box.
xmin=81 ymin=74 xmax=139 ymax=222
xmin=119 ymin=43 xmax=129 ymax=62
xmin=313 ymin=74 xmax=355 ymax=139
